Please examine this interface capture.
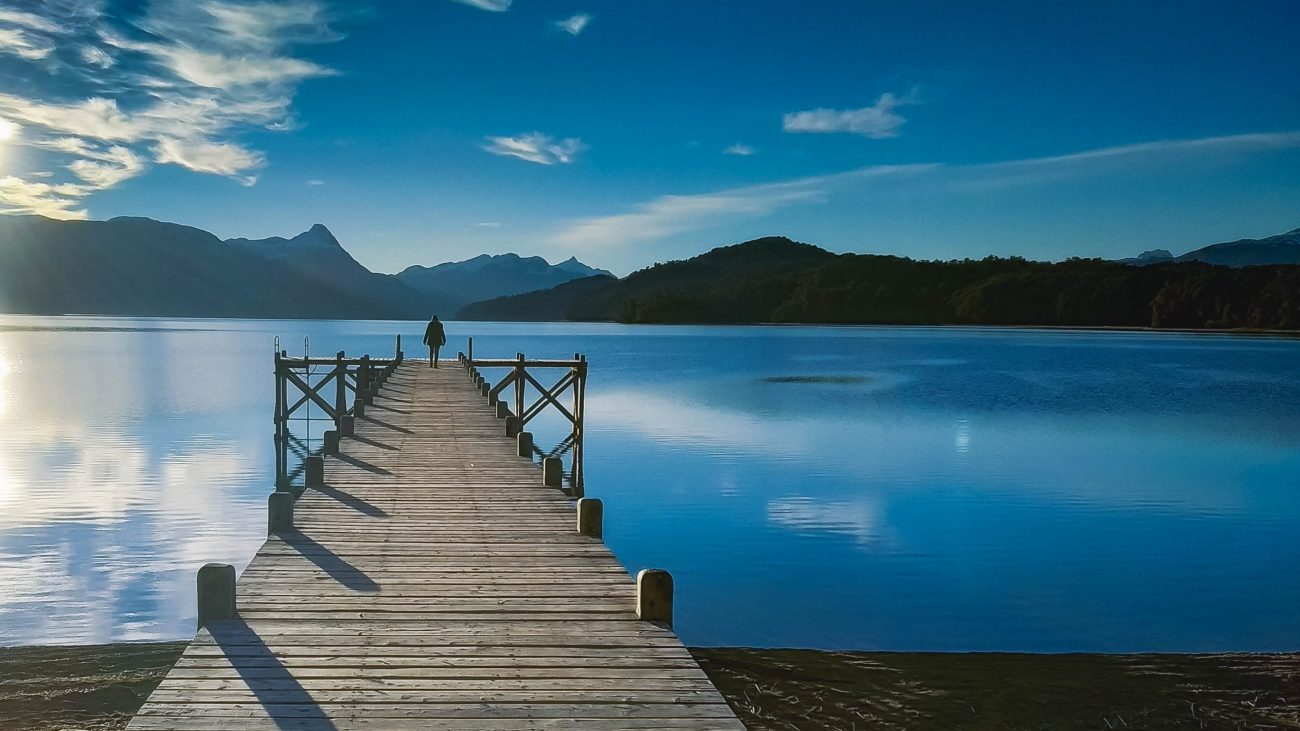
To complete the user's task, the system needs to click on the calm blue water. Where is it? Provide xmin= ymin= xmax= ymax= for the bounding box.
xmin=0 ymin=316 xmax=1297 ymax=652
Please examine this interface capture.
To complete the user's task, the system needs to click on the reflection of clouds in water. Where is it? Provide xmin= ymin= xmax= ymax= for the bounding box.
xmin=592 ymin=387 xmax=1268 ymax=517
xmin=954 ymin=419 xmax=971 ymax=453
xmin=767 ymin=496 xmax=890 ymax=546
xmin=0 ymin=423 xmax=261 ymax=644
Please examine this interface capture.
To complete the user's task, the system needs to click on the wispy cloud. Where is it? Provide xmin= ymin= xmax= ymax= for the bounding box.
xmin=483 ymin=132 xmax=586 ymax=165
xmin=783 ymin=91 xmax=917 ymax=139
xmin=555 ymin=13 xmax=592 ymax=36
xmin=475 ymin=221 xmax=503 ymax=228
xmin=723 ymin=143 xmax=756 ymax=156
xmin=549 ymin=131 xmax=1300 ymax=250
xmin=0 ymin=0 xmax=343 ymax=218
xmin=549 ymin=165 xmax=933 ymax=248
xmin=451 ymin=0 xmax=512 ymax=11
xmin=307 ymin=179 xmax=325 ymax=186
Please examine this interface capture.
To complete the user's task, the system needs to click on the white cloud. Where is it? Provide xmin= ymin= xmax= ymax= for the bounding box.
xmin=783 ymin=91 xmax=917 ymax=139
xmin=549 ymin=130 xmax=1300 ymax=250
xmin=723 ymin=143 xmax=756 ymax=156
xmin=476 ymin=221 xmax=502 ymax=228
xmin=306 ymin=178 xmax=325 ymax=186
xmin=451 ymin=0 xmax=512 ymax=10
xmin=0 ymin=0 xmax=343 ymax=218
xmin=0 ymin=27 xmax=53 ymax=60
xmin=549 ymin=165 xmax=933 ymax=249
xmin=555 ymin=13 xmax=592 ymax=36
xmin=483 ymin=132 xmax=586 ymax=165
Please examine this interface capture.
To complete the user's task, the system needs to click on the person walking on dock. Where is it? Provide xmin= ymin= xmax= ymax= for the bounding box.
xmin=423 ymin=315 xmax=447 ymax=368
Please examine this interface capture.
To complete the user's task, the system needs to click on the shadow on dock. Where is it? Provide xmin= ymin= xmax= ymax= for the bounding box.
xmin=209 ymin=619 xmax=336 ymax=731
xmin=282 ymin=531 xmax=379 ymax=593
xmin=335 ymin=453 xmax=393 ymax=476
xmin=308 ymin=484 xmax=389 ymax=518
xmin=359 ymin=414 xmax=414 ymax=434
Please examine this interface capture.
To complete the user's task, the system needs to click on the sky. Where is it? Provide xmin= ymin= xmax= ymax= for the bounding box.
xmin=0 ymin=0 xmax=1297 ymax=275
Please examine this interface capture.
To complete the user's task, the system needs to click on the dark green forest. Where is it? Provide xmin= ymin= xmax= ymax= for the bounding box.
xmin=460 ymin=236 xmax=1300 ymax=330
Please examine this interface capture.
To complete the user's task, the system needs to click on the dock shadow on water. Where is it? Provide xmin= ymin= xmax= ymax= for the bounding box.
xmin=207 ymin=620 xmax=336 ymax=731
xmin=281 ymin=531 xmax=379 ymax=593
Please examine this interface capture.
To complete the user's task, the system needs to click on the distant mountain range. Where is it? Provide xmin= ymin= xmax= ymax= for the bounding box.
xmin=464 ymin=226 xmax=1300 ymax=330
xmin=1117 ymin=227 xmax=1300 ymax=267
xmin=2 ymin=213 xmax=1298 ymax=329
xmin=0 ymin=214 xmax=606 ymax=319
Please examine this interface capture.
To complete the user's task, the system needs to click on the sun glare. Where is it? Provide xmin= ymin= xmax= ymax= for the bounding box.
xmin=0 ymin=118 xmax=16 ymax=141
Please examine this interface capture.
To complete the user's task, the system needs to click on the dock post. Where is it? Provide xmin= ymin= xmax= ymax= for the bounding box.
xmin=479 ymin=382 xmax=490 ymax=398
xmin=196 ymin=563 xmax=236 ymax=630
xmin=636 ymin=569 xmax=673 ymax=628
xmin=340 ymin=414 xmax=355 ymax=437
xmin=504 ymin=415 xmax=521 ymax=438
xmin=495 ymin=401 xmax=510 ymax=418
xmin=488 ymin=389 xmax=499 ymax=407
xmin=364 ymin=385 xmax=375 ymax=405
xmin=467 ymin=337 xmax=473 ymax=369
xmin=268 ymin=491 xmax=294 ymax=534
xmin=334 ymin=351 xmax=346 ymax=425
xmin=517 ymin=431 xmax=533 ymax=459
xmin=305 ymin=455 xmax=324 ymax=487
xmin=542 ymin=457 xmax=562 ymax=487
xmin=577 ymin=498 xmax=603 ymax=539
xmin=395 ymin=334 xmax=402 ymax=361
xmin=354 ymin=398 xmax=365 ymax=418
xmin=323 ymin=430 xmax=340 ymax=455
xmin=515 ymin=353 xmax=525 ymax=419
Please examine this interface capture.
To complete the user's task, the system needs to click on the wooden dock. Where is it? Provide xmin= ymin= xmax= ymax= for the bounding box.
xmin=128 ymin=356 xmax=745 ymax=730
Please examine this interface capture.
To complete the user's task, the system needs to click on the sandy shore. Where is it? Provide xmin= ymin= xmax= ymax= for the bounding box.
xmin=2 ymin=643 xmax=1296 ymax=730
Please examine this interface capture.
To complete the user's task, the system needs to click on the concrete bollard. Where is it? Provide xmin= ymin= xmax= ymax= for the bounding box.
xmin=517 ymin=431 xmax=534 ymax=459
xmin=636 ymin=568 xmax=673 ymax=628
xmin=504 ymin=415 xmax=522 ymax=438
xmin=542 ymin=457 xmax=563 ymax=487
xmin=577 ymin=498 xmax=603 ymax=539
xmin=495 ymin=401 xmax=510 ymax=419
xmin=323 ymin=430 xmax=340 ymax=455
xmin=268 ymin=491 xmax=294 ymax=534
xmin=196 ymin=563 xmax=236 ymax=630
xmin=305 ymin=455 xmax=324 ymax=487
xmin=340 ymin=414 xmax=355 ymax=437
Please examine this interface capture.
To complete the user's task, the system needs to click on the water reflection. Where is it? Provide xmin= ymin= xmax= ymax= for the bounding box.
xmin=0 ymin=316 xmax=1298 ymax=652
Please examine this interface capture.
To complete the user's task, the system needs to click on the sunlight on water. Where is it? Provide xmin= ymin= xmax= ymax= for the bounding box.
xmin=1 ymin=316 xmax=1298 ymax=652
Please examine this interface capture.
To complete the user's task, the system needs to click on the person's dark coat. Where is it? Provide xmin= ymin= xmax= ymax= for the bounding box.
xmin=423 ymin=318 xmax=446 ymax=347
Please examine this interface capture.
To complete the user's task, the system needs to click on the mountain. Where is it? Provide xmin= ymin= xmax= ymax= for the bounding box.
xmin=464 ymin=230 xmax=1300 ymax=330
xmin=1120 ymin=228 xmax=1300 ymax=267
xmin=464 ymin=236 xmax=836 ymax=322
xmin=397 ymin=253 xmax=611 ymax=313
xmin=226 ymin=224 xmax=449 ymax=315
xmin=0 ymin=215 xmax=411 ymax=318
xmin=459 ymin=274 xmax=617 ymax=321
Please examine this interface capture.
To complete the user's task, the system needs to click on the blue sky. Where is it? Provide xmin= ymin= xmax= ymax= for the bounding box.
xmin=0 ymin=0 xmax=1297 ymax=274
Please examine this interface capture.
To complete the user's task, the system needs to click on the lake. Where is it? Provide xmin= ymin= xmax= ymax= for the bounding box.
xmin=0 ymin=315 xmax=1297 ymax=652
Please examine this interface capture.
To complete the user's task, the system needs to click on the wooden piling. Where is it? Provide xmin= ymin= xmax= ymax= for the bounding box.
xmin=517 ymin=431 xmax=534 ymax=459
xmin=504 ymin=415 xmax=522 ymax=438
xmin=577 ymin=497 xmax=603 ymax=539
xmin=323 ymin=430 xmax=340 ymax=455
xmin=495 ymin=400 xmax=510 ymax=418
xmin=305 ymin=455 xmax=324 ymax=487
xmin=542 ymin=456 xmax=563 ymax=487
xmin=636 ymin=568 xmax=673 ymax=628
xmin=268 ymin=491 xmax=293 ymax=534
xmin=196 ymin=563 xmax=236 ymax=630
xmin=340 ymin=414 xmax=355 ymax=437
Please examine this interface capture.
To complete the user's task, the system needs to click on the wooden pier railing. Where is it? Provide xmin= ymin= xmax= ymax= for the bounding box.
xmin=129 ymin=344 xmax=743 ymax=730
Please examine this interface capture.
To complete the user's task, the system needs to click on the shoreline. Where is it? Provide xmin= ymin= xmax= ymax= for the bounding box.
xmin=3 ymin=643 xmax=1296 ymax=730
